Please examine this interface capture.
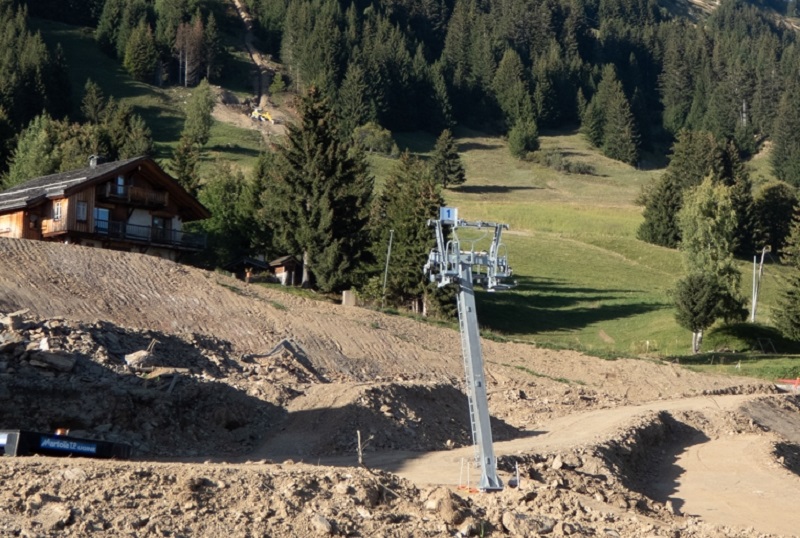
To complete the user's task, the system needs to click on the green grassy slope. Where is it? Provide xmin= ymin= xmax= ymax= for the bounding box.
xmin=374 ymin=128 xmax=794 ymax=361
xmin=31 ymin=18 xmax=264 ymax=172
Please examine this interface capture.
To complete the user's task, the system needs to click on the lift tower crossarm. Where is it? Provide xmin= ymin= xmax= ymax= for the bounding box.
xmin=423 ymin=210 xmax=514 ymax=492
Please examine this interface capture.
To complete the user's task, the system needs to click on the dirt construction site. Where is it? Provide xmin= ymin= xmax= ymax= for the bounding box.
xmin=1 ymin=237 xmax=800 ymax=537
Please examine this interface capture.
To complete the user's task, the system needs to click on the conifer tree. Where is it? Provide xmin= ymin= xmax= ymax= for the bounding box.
xmin=428 ymin=61 xmax=454 ymax=131
xmin=753 ymin=181 xmax=797 ymax=254
xmin=673 ymin=272 xmax=724 ymax=353
xmin=81 ymin=80 xmax=106 ymax=124
xmin=114 ymin=0 xmax=149 ymax=61
xmin=370 ymin=152 xmax=444 ymax=311
xmin=261 ymin=88 xmax=373 ymax=292
xmin=170 ymin=135 xmax=200 ymax=195
xmin=183 ymin=80 xmax=215 ymax=147
xmin=508 ymin=117 xmax=539 ymax=159
xmin=581 ymin=98 xmax=604 ymax=148
xmin=204 ymin=13 xmax=222 ymax=81
xmin=776 ymin=213 xmax=800 ymax=340
xmin=602 ymin=84 xmax=640 ymax=165
xmin=338 ymin=62 xmax=373 ymax=139
xmin=124 ymin=19 xmax=158 ymax=82
xmin=95 ymin=0 xmax=124 ymax=55
xmin=493 ymin=48 xmax=530 ymax=129
xmin=771 ymin=86 xmax=800 ymax=187
xmin=119 ymin=115 xmax=153 ymax=158
xmin=431 ymin=129 xmax=466 ymax=189
xmin=0 ymin=106 xmax=13 ymax=176
xmin=637 ymin=175 xmax=684 ymax=247
xmin=638 ymin=130 xmax=721 ymax=248
xmin=2 ymin=114 xmax=59 ymax=189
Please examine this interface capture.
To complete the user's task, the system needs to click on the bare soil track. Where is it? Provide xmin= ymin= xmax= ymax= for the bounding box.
xmin=1 ymin=237 xmax=800 ymax=537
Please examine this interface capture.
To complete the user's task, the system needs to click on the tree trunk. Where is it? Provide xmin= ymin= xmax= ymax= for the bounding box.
xmin=692 ymin=329 xmax=704 ymax=354
xmin=301 ymin=250 xmax=311 ymax=288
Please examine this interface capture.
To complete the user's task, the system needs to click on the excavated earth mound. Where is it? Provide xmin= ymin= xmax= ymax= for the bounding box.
xmin=2 ymin=238 xmax=800 ymax=537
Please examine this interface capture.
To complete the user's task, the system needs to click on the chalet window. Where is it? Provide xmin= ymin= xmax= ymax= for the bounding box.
xmin=116 ymin=175 xmax=125 ymax=196
xmin=94 ymin=207 xmax=109 ymax=234
xmin=151 ymin=216 xmax=172 ymax=242
xmin=76 ymin=201 xmax=88 ymax=222
xmin=53 ymin=201 xmax=62 ymax=221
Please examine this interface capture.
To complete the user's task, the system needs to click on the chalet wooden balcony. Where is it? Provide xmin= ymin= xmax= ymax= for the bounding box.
xmin=94 ymin=220 xmax=206 ymax=250
xmin=100 ymin=183 xmax=169 ymax=207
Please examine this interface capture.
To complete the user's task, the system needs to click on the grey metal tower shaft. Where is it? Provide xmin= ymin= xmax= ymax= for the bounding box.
xmin=456 ymin=263 xmax=502 ymax=491
xmin=423 ymin=210 xmax=513 ymax=492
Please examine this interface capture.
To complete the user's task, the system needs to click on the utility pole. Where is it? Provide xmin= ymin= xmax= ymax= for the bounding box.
xmin=381 ymin=229 xmax=394 ymax=307
xmin=423 ymin=207 xmax=514 ymax=491
xmin=751 ymin=246 xmax=770 ymax=322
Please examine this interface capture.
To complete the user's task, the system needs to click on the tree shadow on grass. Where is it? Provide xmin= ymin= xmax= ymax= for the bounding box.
xmin=450 ymin=185 xmax=543 ymax=194
xmin=474 ymin=275 xmax=665 ymax=335
xmin=135 ymin=107 xmax=185 ymax=146
xmin=204 ymin=144 xmax=262 ymax=159
xmin=457 ymin=141 xmax=504 ymax=152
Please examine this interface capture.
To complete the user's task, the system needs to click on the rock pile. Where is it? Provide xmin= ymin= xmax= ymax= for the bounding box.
xmin=0 ymin=310 xmax=284 ymax=456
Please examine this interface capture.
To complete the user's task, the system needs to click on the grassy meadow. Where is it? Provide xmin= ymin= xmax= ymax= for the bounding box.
xmin=376 ymin=128 xmax=800 ymax=379
xmin=28 ymin=16 xmax=800 ymax=378
xmin=32 ymin=18 xmax=265 ymax=173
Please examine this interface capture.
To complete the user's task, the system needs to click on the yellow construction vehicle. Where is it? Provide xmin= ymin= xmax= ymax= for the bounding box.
xmin=249 ymin=108 xmax=274 ymax=124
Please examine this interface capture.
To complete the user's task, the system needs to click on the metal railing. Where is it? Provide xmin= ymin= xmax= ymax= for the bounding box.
xmin=94 ymin=220 xmax=206 ymax=249
xmin=102 ymin=183 xmax=168 ymax=206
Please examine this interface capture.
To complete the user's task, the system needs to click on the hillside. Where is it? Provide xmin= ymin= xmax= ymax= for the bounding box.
xmin=2 ymin=238 xmax=800 ymax=536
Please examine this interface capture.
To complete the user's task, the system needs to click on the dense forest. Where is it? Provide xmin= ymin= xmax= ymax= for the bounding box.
xmin=6 ymin=0 xmax=800 ymax=329
xmin=9 ymin=0 xmax=800 ymax=162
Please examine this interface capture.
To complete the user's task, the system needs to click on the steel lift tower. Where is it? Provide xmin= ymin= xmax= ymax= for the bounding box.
xmin=423 ymin=207 xmax=514 ymax=491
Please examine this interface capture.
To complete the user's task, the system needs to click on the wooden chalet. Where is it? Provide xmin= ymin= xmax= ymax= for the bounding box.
xmin=0 ymin=156 xmax=210 ymax=261
xmin=269 ymin=255 xmax=301 ymax=286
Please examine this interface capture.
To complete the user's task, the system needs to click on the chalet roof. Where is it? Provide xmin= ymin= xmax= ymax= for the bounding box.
xmin=0 ymin=156 xmax=210 ymax=220
xmin=269 ymin=255 xmax=300 ymax=267
xmin=223 ymin=256 xmax=271 ymax=272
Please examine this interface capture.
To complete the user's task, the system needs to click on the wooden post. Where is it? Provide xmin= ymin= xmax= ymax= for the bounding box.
xmin=357 ymin=430 xmax=363 ymax=466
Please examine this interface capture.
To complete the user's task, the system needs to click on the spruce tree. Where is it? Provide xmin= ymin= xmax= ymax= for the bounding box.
xmin=262 ymin=88 xmax=373 ymax=292
xmin=493 ymin=48 xmax=530 ymax=129
xmin=0 ymin=106 xmax=13 ymax=176
xmin=601 ymin=83 xmax=640 ymax=165
xmin=753 ymin=181 xmax=797 ymax=254
xmin=508 ymin=117 xmax=540 ymax=159
xmin=337 ymin=62 xmax=373 ymax=139
xmin=123 ymin=19 xmax=158 ymax=82
xmin=170 ymin=135 xmax=200 ymax=196
xmin=431 ymin=128 xmax=466 ymax=189
xmin=370 ymin=152 xmax=444 ymax=311
xmin=638 ymin=130 xmax=722 ymax=248
xmin=673 ymin=272 xmax=724 ymax=353
xmin=204 ymin=13 xmax=222 ymax=81
xmin=81 ymin=79 xmax=106 ymax=124
xmin=581 ymin=97 xmax=604 ymax=148
xmin=776 ymin=213 xmax=800 ymax=340
xmin=637 ymin=174 xmax=684 ymax=248
xmin=183 ymin=79 xmax=215 ymax=147
xmin=119 ymin=115 xmax=153 ymax=158
xmin=771 ymin=86 xmax=800 ymax=187
xmin=2 ymin=114 xmax=60 ymax=189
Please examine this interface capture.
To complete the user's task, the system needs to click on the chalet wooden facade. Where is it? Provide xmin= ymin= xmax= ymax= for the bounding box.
xmin=0 ymin=156 xmax=210 ymax=261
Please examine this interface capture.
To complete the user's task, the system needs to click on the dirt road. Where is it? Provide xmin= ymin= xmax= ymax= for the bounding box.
xmin=311 ymin=392 xmax=800 ymax=538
